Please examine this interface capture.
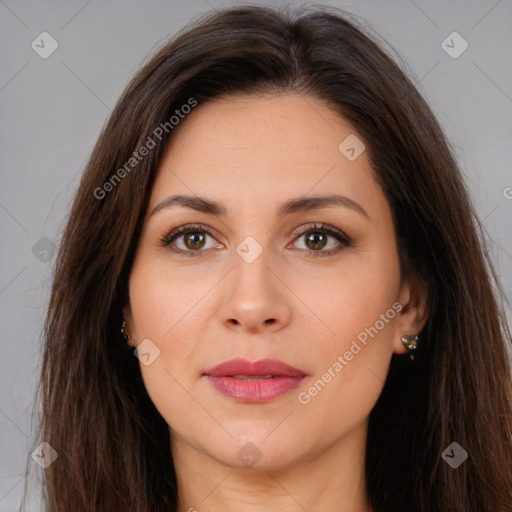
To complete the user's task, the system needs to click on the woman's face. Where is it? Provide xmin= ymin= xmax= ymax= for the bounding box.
xmin=124 ymin=93 xmax=425 ymax=471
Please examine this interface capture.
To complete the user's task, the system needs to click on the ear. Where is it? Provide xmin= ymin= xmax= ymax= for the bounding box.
xmin=392 ymin=272 xmax=429 ymax=355
xmin=122 ymin=304 xmax=137 ymax=348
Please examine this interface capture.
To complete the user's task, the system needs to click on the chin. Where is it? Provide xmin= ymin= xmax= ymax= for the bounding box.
xmin=204 ymin=432 xmax=307 ymax=471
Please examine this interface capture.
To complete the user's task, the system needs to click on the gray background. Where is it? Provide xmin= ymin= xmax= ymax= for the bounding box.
xmin=1 ymin=0 xmax=511 ymax=509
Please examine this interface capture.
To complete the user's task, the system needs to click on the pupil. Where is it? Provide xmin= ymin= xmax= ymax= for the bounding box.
xmin=185 ymin=232 xmax=205 ymax=249
xmin=306 ymin=232 xmax=326 ymax=250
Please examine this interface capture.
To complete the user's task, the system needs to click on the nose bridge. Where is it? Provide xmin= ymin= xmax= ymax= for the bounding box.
xmin=218 ymin=234 xmax=291 ymax=332
xmin=228 ymin=207 xmax=289 ymax=295
xmin=231 ymin=237 xmax=276 ymax=301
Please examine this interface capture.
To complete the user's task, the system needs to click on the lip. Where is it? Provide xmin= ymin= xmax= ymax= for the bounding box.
xmin=204 ymin=358 xmax=307 ymax=403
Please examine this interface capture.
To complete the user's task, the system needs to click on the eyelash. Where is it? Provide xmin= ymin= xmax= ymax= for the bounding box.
xmin=158 ymin=223 xmax=352 ymax=258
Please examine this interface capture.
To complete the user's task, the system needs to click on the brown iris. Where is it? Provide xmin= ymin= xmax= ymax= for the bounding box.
xmin=305 ymin=231 xmax=328 ymax=251
xmin=184 ymin=231 xmax=206 ymax=250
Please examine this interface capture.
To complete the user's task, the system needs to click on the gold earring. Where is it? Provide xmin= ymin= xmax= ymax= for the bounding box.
xmin=401 ymin=334 xmax=419 ymax=360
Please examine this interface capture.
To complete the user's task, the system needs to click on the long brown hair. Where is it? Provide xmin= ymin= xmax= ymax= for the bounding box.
xmin=21 ymin=4 xmax=512 ymax=511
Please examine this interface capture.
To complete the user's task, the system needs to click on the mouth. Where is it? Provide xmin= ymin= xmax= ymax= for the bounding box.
xmin=232 ymin=375 xmax=274 ymax=380
xmin=203 ymin=358 xmax=307 ymax=403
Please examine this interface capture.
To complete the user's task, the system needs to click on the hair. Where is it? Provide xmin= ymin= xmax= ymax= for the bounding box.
xmin=20 ymin=3 xmax=512 ymax=511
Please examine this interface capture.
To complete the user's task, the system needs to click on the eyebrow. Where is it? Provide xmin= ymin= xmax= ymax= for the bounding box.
xmin=149 ymin=193 xmax=369 ymax=219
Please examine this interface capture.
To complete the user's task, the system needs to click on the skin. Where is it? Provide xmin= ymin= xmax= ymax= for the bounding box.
xmin=123 ymin=93 xmax=429 ymax=512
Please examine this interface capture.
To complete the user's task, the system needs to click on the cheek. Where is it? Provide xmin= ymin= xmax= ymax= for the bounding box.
xmin=128 ymin=254 xmax=203 ymax=341
xmin=308 ymin=275 xmax=397 ymax=390
xmin=297 ymin=248 xmax=400 ymax=427
xmin=127 ymin=255 xmax=210 ymax=417
xmin=301 ymin=244 xmax=399 ymax=350
xmin=298 ymin=310 xmax=395 ymax=443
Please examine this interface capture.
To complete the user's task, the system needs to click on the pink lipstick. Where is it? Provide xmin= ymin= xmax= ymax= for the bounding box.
xmin=204 ymin=358 xmax=306 ymax=403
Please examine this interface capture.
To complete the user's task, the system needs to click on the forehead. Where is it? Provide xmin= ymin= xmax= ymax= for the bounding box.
xmin=148 ymin=93 xmax=385 ymax=220
xmin=162 ymin=93 xmax=355 ymax=160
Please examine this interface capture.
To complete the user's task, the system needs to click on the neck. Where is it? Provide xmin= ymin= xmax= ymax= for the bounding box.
xmin=171 ymin=421 xmax=371 ymax=512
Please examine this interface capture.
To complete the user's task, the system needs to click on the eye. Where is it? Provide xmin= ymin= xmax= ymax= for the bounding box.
xmin=158 ymin=224 xmax=221 ymax=257
xmin=159 ymin=222 xmax=352 ymax=258
xmin=289 ymin=223 xmax=352 ymax=258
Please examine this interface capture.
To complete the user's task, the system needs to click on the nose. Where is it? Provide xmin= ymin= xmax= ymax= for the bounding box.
xmin=217 ymin=248 xmax=292 ymax=334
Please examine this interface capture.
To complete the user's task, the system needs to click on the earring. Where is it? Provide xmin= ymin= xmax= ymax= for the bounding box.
xmin=401 ymin=334 xmax=419 ymax=360
xmin=121 ymin=319 xmax=136 ymax=352
xmin=121 ymin=319 xmax=131 ymax=342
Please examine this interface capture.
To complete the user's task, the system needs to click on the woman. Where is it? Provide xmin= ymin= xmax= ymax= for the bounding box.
xmin=22 ymin=4 xmax=512 ymax=511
